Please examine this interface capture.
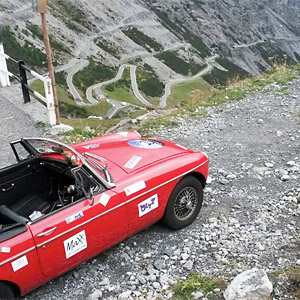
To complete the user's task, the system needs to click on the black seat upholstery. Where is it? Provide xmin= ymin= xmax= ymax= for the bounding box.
xmin=0 ymin=205 xmax=29 ymax=224
xmin=10 ymin=195 xmax=52 ymax=219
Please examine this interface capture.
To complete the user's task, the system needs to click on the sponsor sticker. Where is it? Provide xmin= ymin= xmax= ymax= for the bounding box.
xmin=124 ymin=180 xmax=146 ymax=196
xmin=1 ymin=247 xmax=11 ymax=253
xmin=11 ymin=255 xmax=28 ymax=272
xmin=83 ymin=144 xmax=100 ymax=150
xmin=99 ymin=193 xmax=111 ymax=207
xmin=124 ymin=156 xmax=142 ymax=169
xmin=64 ymin=230 xmax=87 ymax=259
xmin=65 ymin=211 xmax=84 ymax=224
xmin=128 ymin=140 xmax=164 ymax=149
xmin=138 ymin=194 xmax=159 ymax=217
xmin=117 ymin=132 xmax=129 ymax=137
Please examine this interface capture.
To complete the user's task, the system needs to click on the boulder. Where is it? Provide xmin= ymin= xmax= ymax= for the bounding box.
xmin=224 ymin=268 xmax=273 ymax=300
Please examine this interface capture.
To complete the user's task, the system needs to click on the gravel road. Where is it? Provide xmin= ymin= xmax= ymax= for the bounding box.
xmin=10 ymin=75 xmax=300 ymax=300
xmin=0 ymin=92 xmax=43 ymax=168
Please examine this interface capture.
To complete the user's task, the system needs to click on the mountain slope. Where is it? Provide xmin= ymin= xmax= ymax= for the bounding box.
xmin=0 ymin=0 xmax=299 ymax=80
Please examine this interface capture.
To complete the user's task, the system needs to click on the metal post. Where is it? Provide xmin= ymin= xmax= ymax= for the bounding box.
xmin=44 ymin=77 xmax=56 ymax=126
xmin=18 ymin=61 xmax=30 ymax=103
xmin=0 ymin=44 xmax=10 ymax=87
xmin=40 ymin=12 xmax=61 ymax=125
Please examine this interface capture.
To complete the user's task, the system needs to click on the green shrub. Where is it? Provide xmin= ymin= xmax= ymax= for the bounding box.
xmin=156 ymin=51 xmax=204 ymax=75
xmin=122 ymin=27 xmax=163 ymax=52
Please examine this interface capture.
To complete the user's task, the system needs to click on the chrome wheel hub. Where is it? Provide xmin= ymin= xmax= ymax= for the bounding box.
xmin=174 ymin=186 xmax=198 ymax=221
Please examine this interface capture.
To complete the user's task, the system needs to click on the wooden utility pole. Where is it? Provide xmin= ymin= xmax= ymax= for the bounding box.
xmin=34 ymin=0 xmax=61 ymax=125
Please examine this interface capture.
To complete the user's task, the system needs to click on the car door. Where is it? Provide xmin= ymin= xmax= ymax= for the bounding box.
xmin=28 ymin=183 xmax=128 ymax=279
xmin=0 ymin=225 xmax=45 ymax=296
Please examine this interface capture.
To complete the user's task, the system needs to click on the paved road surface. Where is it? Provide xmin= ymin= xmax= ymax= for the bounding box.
xmin=66 ymin=60 xmax=89 ymax=105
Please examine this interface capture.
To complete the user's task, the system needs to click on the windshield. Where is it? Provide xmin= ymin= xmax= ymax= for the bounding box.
xmin=26 ymin=139 xmax=69 ymax=155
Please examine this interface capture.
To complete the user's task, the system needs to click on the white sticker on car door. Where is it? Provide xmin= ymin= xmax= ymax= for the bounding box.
xmin=99 ymin=193 xmax=111 ymax=206
xmin=64 ymin=230 xmax=87 ymax=259
xmin=138 ymin=194 xmax=159 ymax=217
xmin=11 ymin=255 xmax=28 ymax=272
xmin=124 ymin=180 xmax=146 ymax=196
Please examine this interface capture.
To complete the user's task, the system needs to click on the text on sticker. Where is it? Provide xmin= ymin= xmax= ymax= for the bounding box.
xmin=65 ymin=211 xmax=84 ymax=224
xmin=138 ymin=194 xmax=159 ymax=217
xmin=64 ymin=230 xmax=87 ymax=259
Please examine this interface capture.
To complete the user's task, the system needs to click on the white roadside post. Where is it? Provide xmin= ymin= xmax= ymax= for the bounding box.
xmin=44 ymin=77 xmax=56 ymax=126
xmin=0 ymin=44 xmax=10 ymax=87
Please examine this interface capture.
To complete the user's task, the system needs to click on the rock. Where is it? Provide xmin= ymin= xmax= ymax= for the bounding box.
xmin=154 ymin=259 xmax=165 ymax=270
xmin=281 ymin=175 xmax=290 ymax=181
xmin=181 ymin=253 xmax=189 ymax=260
xmin=192 ymin=291 xmax=204 ymax=299
xmin=153 ymin=282 xmax=160 ymax=289
xmin=88 ymin=289 xmax=103 ymax=300
xmin=183 ymin=260 xmax=193 ymax=270
xmin=287 ymin=161 xmax=296 ymax=166
xmin=257 ymin=119 xmax=264 ymax=124
xmin=224 ymin=268 xmax=273 ymax=300
xmin=159 ymin=274 xmax=169 ymax=285
xmin=99 ymin=277 xmax=110 ymax=286
xmin=276 ymin=130 xmax=283 ymax=137
xmin=118 ymin=290 xmax=132 ymax=300
xmin=264 ymin=162 xmax=274 ymax=168
xmin=50 ymin=124 xmax=73 ymax=135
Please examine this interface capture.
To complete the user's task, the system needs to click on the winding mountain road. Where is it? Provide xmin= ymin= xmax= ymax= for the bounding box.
xmin=66 ymin=59 xmax=89 ymax=106
xmin=159 ymin=54 xmax=221 ymax=108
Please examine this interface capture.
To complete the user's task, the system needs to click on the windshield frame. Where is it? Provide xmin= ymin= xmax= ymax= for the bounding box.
xmin=13 ymin=137 xmax=115 ymax=189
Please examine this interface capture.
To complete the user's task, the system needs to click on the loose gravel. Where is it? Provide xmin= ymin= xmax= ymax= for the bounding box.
xmin=5 ymin=76 xmax=300 ymax=300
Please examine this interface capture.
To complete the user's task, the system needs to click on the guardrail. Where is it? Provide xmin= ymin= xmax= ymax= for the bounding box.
xmin=0 ymin=44 xmax=56 ymax=126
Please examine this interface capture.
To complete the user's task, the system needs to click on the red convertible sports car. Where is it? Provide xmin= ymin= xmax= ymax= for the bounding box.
xmin=0 ymin=131 xmax=209 ymax=299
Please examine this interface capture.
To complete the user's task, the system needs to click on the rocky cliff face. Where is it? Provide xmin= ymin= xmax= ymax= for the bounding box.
xmin=0 ymin=0 xmax=299 ymax=78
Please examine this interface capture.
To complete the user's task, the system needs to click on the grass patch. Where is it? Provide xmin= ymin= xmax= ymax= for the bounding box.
xmin=62 ymin=118 xmax=119 ymax=143
xmin=30 ymin=81 xmax=111 ymax=118
xmin=167 ymin=78 xmax=213 ymax=109
xmin=139 ymin=114 xmax=178 ymax=136
xmin=103 ymin=68 xmax=141 ymax=106
xmin=172 ymin=273 xmax=227 ymax=300
xmin=122 ymin=26 xmax=163 ymax=52
xmin=104 ymin=87 xmax=141 ymax=106
xmin=156 ymin=51 xmax=205 ymax=75
xmin=270 ymin=266 xmax=300 ymax=299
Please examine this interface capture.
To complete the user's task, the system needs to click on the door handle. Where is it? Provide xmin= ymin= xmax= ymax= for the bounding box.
xmin=2 ymin=183 xmax=15 ymax=192
xmin=37 ymin=227 xmax=57 ymax=237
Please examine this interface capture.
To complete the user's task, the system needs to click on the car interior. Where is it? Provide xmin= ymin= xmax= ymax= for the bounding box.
xmin=0 ymin=156 xmax=85 ymax=227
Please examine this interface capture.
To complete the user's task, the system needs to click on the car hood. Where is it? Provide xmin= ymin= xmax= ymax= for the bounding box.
xmin=75 ymin=137 xmax=193 ymax=174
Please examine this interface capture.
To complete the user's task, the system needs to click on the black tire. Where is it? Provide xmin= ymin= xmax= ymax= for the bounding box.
xmin=0 ymin=282 xmax=15 ymax=300
xmin=162 ymin=176 xmax=203 ymax=230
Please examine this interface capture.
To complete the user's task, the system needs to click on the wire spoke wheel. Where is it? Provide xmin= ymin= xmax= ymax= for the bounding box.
xmin=174 ymin=186 xmax=198 ymax=221
xmin=162 ymin=176 xmax=204 ymax=230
